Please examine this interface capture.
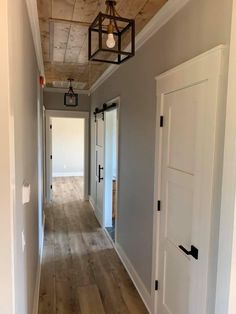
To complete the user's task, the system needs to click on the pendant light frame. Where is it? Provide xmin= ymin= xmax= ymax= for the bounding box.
xmin=88 ymin=0 xmax=135 ymax=64
xmin=64 ymin=79 xmax=78 ymax=107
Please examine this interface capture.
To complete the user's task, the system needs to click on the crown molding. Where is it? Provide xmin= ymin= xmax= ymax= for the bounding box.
xmin=44 ymin=87 xmax=90 ymax=95
xmin=90 ymin=0 xmax=190 ymax=94
xmin=25 ymin=0 xmax=45 ymax=77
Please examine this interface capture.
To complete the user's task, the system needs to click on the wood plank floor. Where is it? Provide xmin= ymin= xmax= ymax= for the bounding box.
xmin=38 ymin=177 xmax=148 ymax=314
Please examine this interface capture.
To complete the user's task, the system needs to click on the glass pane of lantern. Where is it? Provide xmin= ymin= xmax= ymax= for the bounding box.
xmin=64 ymin=94 xmax=78 ymax=107
xmin=90 ymin=29 xmax=100 ymax=57
xmin=120 ymin=23 xmax=133 ymax=53
xmin=91 ymin=50 xmax=120 ymax=63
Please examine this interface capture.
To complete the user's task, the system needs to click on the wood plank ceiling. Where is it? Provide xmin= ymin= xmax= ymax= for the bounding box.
xmin=37 ymin=0 xmax=167 ymax=90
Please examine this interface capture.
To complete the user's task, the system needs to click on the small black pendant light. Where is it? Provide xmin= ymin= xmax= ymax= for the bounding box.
xmin=88 ymin=0 xmax=135 ymax=64
xmin=64 ymin=79 xmax=78 ymax=107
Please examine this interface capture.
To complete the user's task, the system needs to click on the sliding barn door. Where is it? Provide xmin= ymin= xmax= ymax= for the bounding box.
xmin=95 ymin=114 xmax=104 ymax=225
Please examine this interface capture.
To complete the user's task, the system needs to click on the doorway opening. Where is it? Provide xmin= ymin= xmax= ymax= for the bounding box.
xmin=104 ymin=108 xmax=118 ymax=242
xmin=45 ymin=110 xmax=89 ymax=203
xmin=51 ymin=117 xmax=84 ymax=199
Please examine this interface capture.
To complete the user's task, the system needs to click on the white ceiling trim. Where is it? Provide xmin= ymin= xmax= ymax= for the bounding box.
xmin=90 ymin=0 xmax=190 ymax=94
xmin=25 ymin=0 xmax=45 ymax=77
xmin=44 ymin=87 xmax=90 ymax=95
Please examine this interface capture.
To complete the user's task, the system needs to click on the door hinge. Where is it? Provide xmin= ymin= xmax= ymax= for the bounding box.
xmin=157 ymin=200 xmax=161 ymax=212
xmin=160 ymin=116 xmax=164 ymax=127
xmin=50 ymin=185 xmax=52 ymax=189
xmin=155 ymin=280 xmax=159 ymax=291
xmin=50 ymin=124 xmax=52 ymax=130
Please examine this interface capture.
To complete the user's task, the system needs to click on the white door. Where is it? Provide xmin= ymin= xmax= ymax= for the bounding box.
xmin=95 ymin=114 xmax=104 ymax=225
xmin=158 ymin=84 xmax=209 ymax=314
xmin=155 ymin=47 xmax=227 ymax=314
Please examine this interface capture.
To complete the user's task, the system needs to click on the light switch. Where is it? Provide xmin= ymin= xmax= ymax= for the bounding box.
xmin=22 ymin=182 xmax=31 ymax=204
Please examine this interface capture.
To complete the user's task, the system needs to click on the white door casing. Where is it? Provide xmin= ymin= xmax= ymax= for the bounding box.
xmin=152 ymin=46 xmax=227 ymax=314
xmin=95 ymin=114 xmax=105 ymax=226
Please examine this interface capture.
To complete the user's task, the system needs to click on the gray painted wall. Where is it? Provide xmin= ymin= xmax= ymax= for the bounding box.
xmin=90 ymin=0 xmax=233 ymax=309
xmin=8 ymin=0 xmax=42 ymax=312
xmin=44 ymin=91 xmax=90 ymax=112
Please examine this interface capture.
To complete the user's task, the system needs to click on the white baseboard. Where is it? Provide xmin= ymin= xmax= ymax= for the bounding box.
xmin=89 ymin=195 xmax=103 ymax=226
xmin=89 ymin=195 xmax=96 ymax=210
xmin=114 ymin=242 xmax=152 ymax=313
xmin=52 ymin=171 xmax=84 ymax=177
xmin=32 ymin=212 xmax=45 ymax=314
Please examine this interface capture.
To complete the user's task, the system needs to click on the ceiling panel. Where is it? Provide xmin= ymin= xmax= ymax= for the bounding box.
xmin=37 ymin=0 xmax=168 ymax=89
xmin=64 ymin=25 xmax=87 ymax=63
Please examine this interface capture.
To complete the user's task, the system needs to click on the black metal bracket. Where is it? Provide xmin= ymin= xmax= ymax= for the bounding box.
xmin=160 ymin=116 xmax=164 ymax=127
xmin=179 ymin=245 xmax=199 ymax=260
xmin=155 ymin=280 xmax=159 ymax=291
xmin=94 ymin=102 xmax=117 ymax=122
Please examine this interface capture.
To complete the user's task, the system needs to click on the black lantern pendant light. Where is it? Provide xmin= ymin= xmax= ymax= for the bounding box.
xmin=88 ymin=0 xmax=135 ymax=64
xmin=64 ymin=79 xmax=78 ymax=107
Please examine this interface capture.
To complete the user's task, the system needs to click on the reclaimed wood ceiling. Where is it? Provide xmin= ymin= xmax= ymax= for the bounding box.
xmin=37 ymin=0 xmax=167 ymax=90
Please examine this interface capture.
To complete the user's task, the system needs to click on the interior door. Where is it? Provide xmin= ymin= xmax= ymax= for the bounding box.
xmin=157 ymin=82 xmax=214 ymax=314
xmin=95 ymin=114 xmax=104 ymax=225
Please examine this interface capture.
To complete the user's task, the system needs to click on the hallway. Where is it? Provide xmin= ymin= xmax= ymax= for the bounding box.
xmin=38 ymin=177 xmax=147 ymax=314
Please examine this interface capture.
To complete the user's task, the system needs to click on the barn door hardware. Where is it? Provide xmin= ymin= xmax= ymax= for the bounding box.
xmin=94 ymin=102 xmax=117 ymax=122
xmin=98 ymin=165 xmax=104 ymax=182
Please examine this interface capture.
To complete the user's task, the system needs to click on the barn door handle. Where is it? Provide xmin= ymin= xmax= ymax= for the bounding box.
xmin=98 ymin=165 xmax=104 ymax=183
xmin=178 ymin=245 xmax=198 ymax=260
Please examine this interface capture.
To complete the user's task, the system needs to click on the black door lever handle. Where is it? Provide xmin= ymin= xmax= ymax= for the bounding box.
xmin=178 ymin=245 xmax=198 ymax=260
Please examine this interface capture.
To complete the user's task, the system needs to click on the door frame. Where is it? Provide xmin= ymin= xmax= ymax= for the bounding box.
xmin=215 ymin=2 xmax=236 ymax=313
xmin=151 ymin=45 xmax=227 ymax=313
xmin=103 ymin=97 xmax=120 ymax=243
xmin=45 ymin=110 xmax=89 ymax=202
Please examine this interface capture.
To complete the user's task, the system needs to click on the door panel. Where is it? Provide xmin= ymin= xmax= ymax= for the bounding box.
xmin=158 ymin=82 xmax=209 ymax=314
xmin=95 ymin=115 xmax=104 ymax=225
xmin=166 ymin=169 xmax=193 ymax=248
xmin=167 ymin=90 xmax=197 ymax=174
xmin=96 ymin=117 xmax=104 ymax=147
xmin=163 ymin=242 xmax=190 ymax=314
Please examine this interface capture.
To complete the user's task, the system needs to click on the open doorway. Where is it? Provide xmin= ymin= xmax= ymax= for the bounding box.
xmin=104 ymin=107 xmax=118 ymax=242
xmin=51 ymin=117 xmax=84 ymax=199
xmin=45 ymin=110 xmax=89 ymax=203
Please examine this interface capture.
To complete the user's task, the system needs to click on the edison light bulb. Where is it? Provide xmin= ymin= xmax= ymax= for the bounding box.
xmin=106 ymin=33 xmax=115 ymax=48
xmin=69 ymin=96 xmax=73 ymax=104
xmin=106 ymin=22 xmax=115 ymax=48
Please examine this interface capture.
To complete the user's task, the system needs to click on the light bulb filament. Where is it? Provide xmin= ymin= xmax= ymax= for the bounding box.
xmin=106 ymin=22 xmax=116 ymax=49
